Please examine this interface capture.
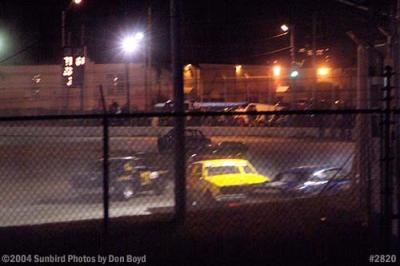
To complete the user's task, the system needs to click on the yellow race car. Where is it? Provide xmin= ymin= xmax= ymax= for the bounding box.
xmin=186 ymin=158 xmax=270 ymax=207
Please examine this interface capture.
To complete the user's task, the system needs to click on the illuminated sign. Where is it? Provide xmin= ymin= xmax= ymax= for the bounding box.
xmin=62 ymin=48 xmax=85 ymax=88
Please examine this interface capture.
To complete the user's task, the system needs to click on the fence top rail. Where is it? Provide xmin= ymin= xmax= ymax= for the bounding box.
xmin=0 ymin=108 xmax=392 ymax=122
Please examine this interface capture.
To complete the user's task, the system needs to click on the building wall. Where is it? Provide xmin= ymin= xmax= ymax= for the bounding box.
xmin=0 ymin=60 xmax=168 ymax=115
xmin=189 ymin=64 xmax=356 ymax=106
xmin=0 ymin=61 xmax=356 ymax=116
xmin=0 ymin=65 xmax=63 ymax=115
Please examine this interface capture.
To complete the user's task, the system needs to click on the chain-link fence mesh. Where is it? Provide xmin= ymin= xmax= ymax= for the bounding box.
xmin=0 ymin=111 xmax=382 ymax=239
xmin=0 ymin=119 xmax=103 ymax=226
xmin=182 ymin=113 xmax=366 ymax=235
xmin=108 ymin=117 xmax=175 ymax=218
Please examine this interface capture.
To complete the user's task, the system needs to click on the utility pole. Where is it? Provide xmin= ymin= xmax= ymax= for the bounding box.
xmin=382 ymin=66 xmax=394 ymax=250
xmin=61 ymin=11 xmax=66 ymax=48
xmin=392 ymin=0 xmax=400 ymax=241
xmin=125 ymin=62 xmax=130 ymax=113
xmin=338 ymin=0 xmax=399 ymax=246
xmin=148 ymin=2 xmax=153 ymax=110
xmin=61 ymin=10 xmax=67 ymax=113
xmin=290 ymin=24 xmax=295 ymax=66
xmin=80 ymin=24 xmax=85 ymax=112
xmin=312 ymin=11 xmax=317 ymax=102
xmin=124 ymin=0 xmax=130 ymax=113
xmin=347 ymin=31 xmax=373 ymax=231
xmin=357 ymin=43 xmax=372 ymax=231
xmin=145 ymin=2 xmax=152 ymax=111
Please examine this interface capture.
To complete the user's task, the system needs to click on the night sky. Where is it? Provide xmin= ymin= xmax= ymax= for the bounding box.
xmin=0 ymin=0 xmax=395 ymax=68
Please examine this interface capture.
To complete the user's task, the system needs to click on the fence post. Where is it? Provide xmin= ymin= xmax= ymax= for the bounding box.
xmin=381 ymin=66 xmax=394 ymax=249
xmin=99 ymin=85 xmax=110 ymax=239
xmin=102 ymin=115 xmax=110 ymax=239
xmin=355 ymin=44 xmax=372 ymax=229
xmin=171 ymin=0 xmax=186 ymax=225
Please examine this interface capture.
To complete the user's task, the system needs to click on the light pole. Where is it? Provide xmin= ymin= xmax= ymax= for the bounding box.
xmin=0 ymin=35 xmax=3 ymax=53
xmin=145 ymin=1 xmax=152 ymax=111
xmin=281 ymin=24 xmax=296 ymax=106
xmin=281 ymin=24 xmax=295 ymax=65
xmin=61 ymin=0 xmax=83 ymax=48
xmin=121 ymin=32 xmax=144 ymax=113
xmin=61 ymin=0 xmax=84 ymax=112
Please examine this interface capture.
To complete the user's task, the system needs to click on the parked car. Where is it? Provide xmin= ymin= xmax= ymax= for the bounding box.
xmin=186 ymin=158 xmax=270 ymax=208
xmin=252 ymin=166 xmax=352 ymax=198
xmin=234 ymin=103 xmax=284 ymax=126
xmin=71 ymin=155 xmax=168 ymax=201
xmin=152 ymin=100 xmax=197 ymax=126
xmin=157 ymin=128 xmax=212 ymax=152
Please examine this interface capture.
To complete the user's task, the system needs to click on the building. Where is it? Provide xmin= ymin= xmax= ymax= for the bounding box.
xmin=0 ymin=59 xmax=356 ymax=116
xmin=184 ymin=64 xmax=357 ymax=107
xmin=0 ymin=58 xmax=171 ymax=116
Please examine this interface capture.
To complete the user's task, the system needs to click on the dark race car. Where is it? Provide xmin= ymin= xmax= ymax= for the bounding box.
xmin=210 ymin=141 xmax=249 ymax=159
xmin=71 ymin=155 xmax=168 ymax=201
xmin=253 ymin=166 xmax=352 ymax=198
xmin=157 ymin=128 xmax=212 ymax=153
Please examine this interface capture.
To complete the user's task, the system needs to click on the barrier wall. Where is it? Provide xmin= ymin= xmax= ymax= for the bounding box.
xmin=0 ymin=126 xmax=344 ymax=139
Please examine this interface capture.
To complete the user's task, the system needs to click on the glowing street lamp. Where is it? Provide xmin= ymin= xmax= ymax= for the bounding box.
xmin=317 ymin=67 xmax=330 ymax=77
xmin=273 ymin=65 xmax=281 ymax=77
xmin=235 ymin=65 xmax=242 ymax=75
xmin=184 ymin=64 xmax=192 ymax=71
xmin=280 ymin=24 xmax=289 ymax=32
xmin=290 ymin=70 xmax=299 ymax=78
xmin=73 ymin=0 xmax=83 ymax=4
xmin=280 ymin=24 xmax=295 ymax=65
xmin=135 ymin=32 xmax=144 ymax=40
xmin=122 ymin=32 xmax=145 ymax=54
xmin=122 ymin=36 xmax=139 ymax=54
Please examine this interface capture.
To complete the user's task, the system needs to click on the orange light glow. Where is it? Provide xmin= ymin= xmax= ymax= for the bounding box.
xmin=317 ymin=67 xmax=330 ymax=77
xmin=273 ymin=65 xmax=281 ymax=77
xmin=235 ymin=65 xmax=242 ymax=75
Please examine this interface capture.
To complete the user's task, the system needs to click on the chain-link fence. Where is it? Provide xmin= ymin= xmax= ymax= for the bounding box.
xmin=0 ymin=110 xmax=392 ymax=247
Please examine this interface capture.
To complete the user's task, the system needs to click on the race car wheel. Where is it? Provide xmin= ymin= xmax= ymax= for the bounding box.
xmin=187 ymin=191 xmax=207 ymax=209
xmin=200 ymin=190 xmax=216 ymax=208
xmin=187 ymin=193 xmax=197 ymax=208
xmin=114 ymin=183 xmax=136 ymax=201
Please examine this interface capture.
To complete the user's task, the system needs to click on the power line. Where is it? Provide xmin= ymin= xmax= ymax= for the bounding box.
xmin=0 ymin=41 xmax=38 ymax=64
